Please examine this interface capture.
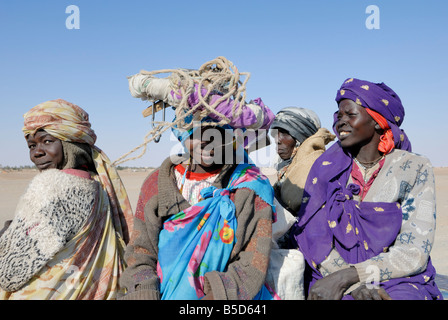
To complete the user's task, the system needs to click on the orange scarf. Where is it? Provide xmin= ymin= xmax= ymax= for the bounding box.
xmin=365 ymin=108 xmax=395 ymax=155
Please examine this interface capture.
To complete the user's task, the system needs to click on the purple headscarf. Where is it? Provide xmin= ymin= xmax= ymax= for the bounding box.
xmin=289 ymin=79 xmax=440 ymax=299
xmin=334 ymin=78 xmax=411 ymax=152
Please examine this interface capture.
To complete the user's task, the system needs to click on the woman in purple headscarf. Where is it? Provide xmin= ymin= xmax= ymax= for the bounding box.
xmin=290 ymin=78 xmax=442 ymax=300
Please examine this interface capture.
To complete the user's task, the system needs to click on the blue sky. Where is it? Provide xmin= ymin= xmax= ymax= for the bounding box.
xmin=1 ymin=0 xmax=447 ymax=168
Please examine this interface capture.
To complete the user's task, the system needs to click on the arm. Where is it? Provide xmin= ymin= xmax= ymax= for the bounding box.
xmin=308 ymin=266 xmax=359 ymax=300
xmin=119 ymin=172 xmax=162 ymax=300
xmin=354 ymin=159 xmax=436 ymax=284
xmin=0 ymin=220 xmax=12 ymax=238
xmin=0 ymin=170 xmax=96 ymax=292
xmin=203 ymin=188 xmax=273 ymax=300
xmin=318 ymin=248 xmax=350 ymax=276
xmin=317 ymin=156 xmax=436 ymax=298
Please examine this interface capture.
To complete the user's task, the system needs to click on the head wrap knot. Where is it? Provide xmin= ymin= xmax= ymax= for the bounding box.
xmin=22 ymin=98 xmax=133 ymax=242
xmin=22 ymin=99 xmax=97 ymax=146
xmin=271 ymin=107 xmax=321 ymax=144
xmin=335 ymin=78 xmax=411 ymax=153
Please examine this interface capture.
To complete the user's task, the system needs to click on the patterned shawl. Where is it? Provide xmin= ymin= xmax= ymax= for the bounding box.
xmin=292 ymin=78 xmax=414 ymax=268
xmin=1 ymin=99 xmax=134 ymax=299
xmin=290 ymin=79 xmax=441 ymax=299
xmin=158 ymin=163 xmax=276 ymax=300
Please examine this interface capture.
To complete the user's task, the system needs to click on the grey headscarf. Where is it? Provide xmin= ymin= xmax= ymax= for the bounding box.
xmin=271 ymin=107 xmax=321 ymax=144
xmin=271 ymin=107 xmax=321 ymax=171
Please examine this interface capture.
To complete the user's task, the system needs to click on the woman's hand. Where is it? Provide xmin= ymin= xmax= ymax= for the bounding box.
xmin=308 ymin=267 xmax=360 ymax=300
xmin=350 ymin=284 xmax=392 ymax=300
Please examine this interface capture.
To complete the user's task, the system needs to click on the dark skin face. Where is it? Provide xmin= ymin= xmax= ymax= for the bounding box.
xmin=184 ymin=126 xmax=225 ymax=300
xmin=335 ymin=99 xmax=383 ymax=163
xmin=26 ymin=130 xmax=64 ymax=171
xmin=308 ymin=99 xmax=392 ymax=300
xmin=274 ymin=128 xmax=296 ymax=160
xmin=184 ymin=126 xmax=227 ymax=173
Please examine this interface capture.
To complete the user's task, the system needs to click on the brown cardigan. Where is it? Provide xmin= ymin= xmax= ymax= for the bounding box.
xmin=119 ymin=156 xmax=273 ymax=300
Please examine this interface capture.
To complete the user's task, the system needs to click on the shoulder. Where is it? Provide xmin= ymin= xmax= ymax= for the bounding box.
xmin=230 ymin=164 xmax=271 ymax=184
xmin=31 ymin=168 xmax=97 ymax=186
xmin=376 ymin=150 xmax=435 ymax=203
xmin=139 ymin=155 xmax=178 ymax=194
xmin=384 ymin=150 xmax=434 ymax=180
xmin=242 ymin=164 xmax=270 ymax=182
xmin=232 ymin=185 xmax=272 ymax=213
xmin=24 ymin=169 xmax=98 ymax=209
xmin=232 ymin=164 xmax=274 ymax=201
xmin=299 ymin=128 xmax=336 ymax=154
xmin=387 ymin=149 xmax=432 ymax=166
xmin=61 ymin=168 xmax=93 ymax=180
xmin=26 ymin=169 xmax=98 ymax=204
xmin=14 ymin=169 xmax=98 ymax=226
xmin=135 ymin=169 xmax=160 ymax=221
xmin=309 ymin=142 xmax=350 ymax=178
xmin=141 ymin=169 xmax=160 ymax=192
xmin=139 ymin=168 xmax=160 ymax=202
xmin=8 ymin=170 xmax=98 ymax=258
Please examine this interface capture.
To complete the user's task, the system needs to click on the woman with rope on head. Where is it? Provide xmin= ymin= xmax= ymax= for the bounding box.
xmin=0 ymin=99 xmax=133 ymax=300
xmin=290 ymin=78 xmax=442 ymax=300
xmin=118 ymin=58 xmax=280 ymax=300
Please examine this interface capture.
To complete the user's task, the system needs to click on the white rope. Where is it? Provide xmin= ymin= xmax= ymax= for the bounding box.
xmin=112 ymin=57 xmax=250 ymax=166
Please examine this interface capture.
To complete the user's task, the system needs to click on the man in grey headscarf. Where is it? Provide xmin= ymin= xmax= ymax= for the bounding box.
xmin=270 ymin=107 xmax=335 ymax=214
xmin=264 ymin=107 xmax=335 ymax=300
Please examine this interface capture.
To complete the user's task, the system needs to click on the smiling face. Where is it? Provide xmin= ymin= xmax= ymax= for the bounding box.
xmin=335 ymin=99 xmax=380 ymax=152
xmin=26 ymin=130 xmax=64 ymax=171
xmin=184 ymin=126 xmax=227 ymax=171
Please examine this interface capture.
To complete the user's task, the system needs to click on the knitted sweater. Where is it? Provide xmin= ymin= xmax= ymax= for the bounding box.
xmin=0 ymin=169 xmax=97 ymax=292
xmin=119 ymin=156 xmax=273 ymax=300
xmin=318 ymin=150 xmax=437 ymax=285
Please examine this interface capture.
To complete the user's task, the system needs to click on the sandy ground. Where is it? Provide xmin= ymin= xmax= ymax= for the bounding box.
xmin=1 ymin=167 xmax=447 ymax=276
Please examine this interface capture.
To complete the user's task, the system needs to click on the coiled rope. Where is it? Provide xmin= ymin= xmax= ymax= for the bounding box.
xmin=112 ymin=56 xmax=250 ymax=166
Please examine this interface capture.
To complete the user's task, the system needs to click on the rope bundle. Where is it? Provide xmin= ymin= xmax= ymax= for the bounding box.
xmin=112 ymin=57 xmax=250 ymax=166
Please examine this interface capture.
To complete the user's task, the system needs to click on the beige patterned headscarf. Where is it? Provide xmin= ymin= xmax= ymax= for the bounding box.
xmin=22 ymin=99 xmax=133 ymax=242
xmin=0 ymin=99 xmax=136 ymax=299
xmin=23 ymin=99 xmax=97 ymax=145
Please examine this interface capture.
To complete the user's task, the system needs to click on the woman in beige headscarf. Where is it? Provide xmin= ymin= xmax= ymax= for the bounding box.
xmin=0 ymin=99 xmax=133 ymax=300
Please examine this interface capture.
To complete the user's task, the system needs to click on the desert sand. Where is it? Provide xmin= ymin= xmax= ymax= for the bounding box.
xmin=1 ymin=167 xmax=447 ymax=276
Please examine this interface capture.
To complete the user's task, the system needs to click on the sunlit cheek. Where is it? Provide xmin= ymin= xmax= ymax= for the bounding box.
xmin=188 ymin=146 xmax=203 ymax=163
